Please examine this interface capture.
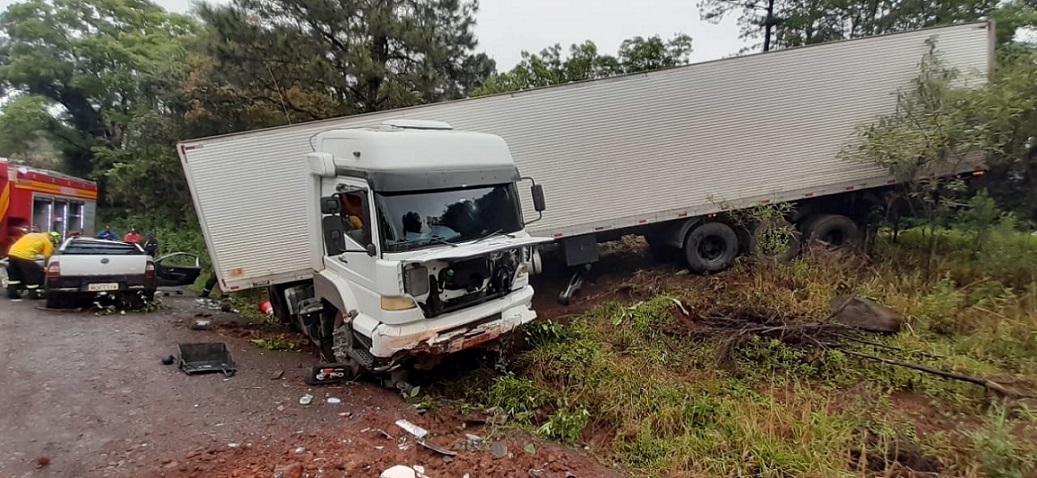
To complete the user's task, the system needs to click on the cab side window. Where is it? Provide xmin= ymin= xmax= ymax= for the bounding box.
xmin=340 ymin=191 xmax=371 ymax=246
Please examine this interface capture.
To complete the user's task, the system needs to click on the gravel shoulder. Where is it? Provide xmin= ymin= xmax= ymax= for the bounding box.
xmin=0 ymin=292 xmax=617 ymax=478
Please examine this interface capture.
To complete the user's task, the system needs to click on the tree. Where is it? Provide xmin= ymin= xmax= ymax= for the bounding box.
xmin=0 ymin=95 xmax=64 ymax=166
xmin=0 ymin=0 xmax=198 ymax=177
xmin=699 ymin=0 xmax=1000 ymax=52
xmin=197 ymin=0 xmax=494 ymax=116
xmin=472 ymin=34 xmax=692 ymax=96
xmin=841 ymin=39 xmax=1037 ymax=230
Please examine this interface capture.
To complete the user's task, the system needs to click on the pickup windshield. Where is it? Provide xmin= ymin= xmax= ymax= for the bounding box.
xmin=376 ymin=184 xmax=523 ymax=253
xmin=61 ymin=241 xmax=143 ymax=255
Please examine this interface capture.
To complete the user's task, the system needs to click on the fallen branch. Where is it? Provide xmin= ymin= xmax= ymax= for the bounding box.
xmin=841 ymin=350 xmax=1030 ymax=398
xmin=835 ymin=334 xmax=946 ymax=360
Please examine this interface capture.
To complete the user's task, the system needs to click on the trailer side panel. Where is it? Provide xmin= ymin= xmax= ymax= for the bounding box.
xmin=180 ymin=22 xmax=993 ymax=290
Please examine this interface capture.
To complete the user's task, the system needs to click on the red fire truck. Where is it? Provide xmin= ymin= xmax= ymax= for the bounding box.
xmin=0 ymin=158 xmax=98 ymax=255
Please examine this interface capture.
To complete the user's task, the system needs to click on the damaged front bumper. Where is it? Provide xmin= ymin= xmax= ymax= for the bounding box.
xmin=354 ymin=285 xmax=537 ymax=371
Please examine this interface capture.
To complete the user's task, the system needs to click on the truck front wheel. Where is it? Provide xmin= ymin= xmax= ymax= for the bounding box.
xmin=683 ymin=222 xmax=739 ymax=274
xmin=315 ymin=312 xmax=362 ymax=382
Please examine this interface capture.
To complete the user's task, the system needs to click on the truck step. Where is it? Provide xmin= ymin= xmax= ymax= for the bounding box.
xmin=348 ymin=347 xmax=377 ymax=370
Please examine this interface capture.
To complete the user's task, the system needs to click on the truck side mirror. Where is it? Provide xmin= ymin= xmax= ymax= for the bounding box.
xmin=531 ymin=184 xmax=546 ymax=212
xmin=322 ymin=217 xmax=347 ymax=255
xmin=321 ymin=196 xmax=341 ymax=215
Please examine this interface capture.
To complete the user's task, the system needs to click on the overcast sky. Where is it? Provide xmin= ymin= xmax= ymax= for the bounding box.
xmin=0 ymin=0 xmax=749 ymax=70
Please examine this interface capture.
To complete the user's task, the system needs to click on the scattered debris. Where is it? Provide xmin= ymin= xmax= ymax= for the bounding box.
xmin=34 ymin=456 xmax=50 ymax=469
xmin=272 ymin=463 xmax=303 ymax=478
xmin=298 ymin=394 xmax=314 ymax=406
xmin=191 ymin=320 xmax=211 ymax=331
xmin=160 ymin=355 xmax=175 ymax=365
xmin=294 ymin=446 xmax=306 ymax=454
xmin=270 ymin=370 xmax=284 ymax=380
xmin=177 ymin=342 xmax=237 ymax=377
xmin=491 ymin=441 xmax=508 ymax=459
xmin=394 ymin=419 xmax=427 ymax=439
xmin=380 ymin=465 xmax=417 ymax=478
xmin=394 ymin=419 xmax=457 ymax=456
xmin=326 ymin=397 xmax=341 ymax=405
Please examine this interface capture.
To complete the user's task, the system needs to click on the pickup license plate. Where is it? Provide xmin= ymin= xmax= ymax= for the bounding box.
xmin=462 ymin=333 xmax=496 ymax=349
xmin=87 ymin=283 xmax=119 ymax=292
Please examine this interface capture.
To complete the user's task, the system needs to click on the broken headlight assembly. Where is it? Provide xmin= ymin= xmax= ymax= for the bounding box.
xmin=403 ymin=264 xmax=430 ymax=297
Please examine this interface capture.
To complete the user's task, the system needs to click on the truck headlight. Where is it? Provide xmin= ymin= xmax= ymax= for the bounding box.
xmin=381 ymin=296 xmax=418 ymax=311
xmin=404 ymin=265 xmax=430 ymax=297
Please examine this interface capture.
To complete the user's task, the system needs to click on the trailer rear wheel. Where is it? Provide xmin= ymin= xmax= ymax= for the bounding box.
xmin=750 ymin=218 xmax=802 ymax=263
xmin=802 ymin=214 xmax=860 ymax=250
xmin=683 ymin=222 xmax=739 ymax=273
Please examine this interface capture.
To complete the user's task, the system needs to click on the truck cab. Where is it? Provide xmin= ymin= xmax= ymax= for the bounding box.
xmin=270 ymin=120 xmax=549 ymax=382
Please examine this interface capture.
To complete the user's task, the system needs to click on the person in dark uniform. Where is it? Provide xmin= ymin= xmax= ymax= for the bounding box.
xmin=198 ymin=271 xmax=229 ymax=302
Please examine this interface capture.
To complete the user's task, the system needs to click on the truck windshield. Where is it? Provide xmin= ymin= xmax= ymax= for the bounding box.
xmin=376 ymin=184 xmax=523 ymax=253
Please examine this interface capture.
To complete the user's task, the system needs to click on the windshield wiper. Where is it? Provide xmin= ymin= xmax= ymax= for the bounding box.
xmin=425 ymin=235 xmax=459 ymax=247
xmin=473 ymin=229 xmax=515 ymax=244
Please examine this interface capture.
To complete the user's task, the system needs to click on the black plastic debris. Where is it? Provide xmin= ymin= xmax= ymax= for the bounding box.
xmin=177 ymin=342 xmax=237 ymax=377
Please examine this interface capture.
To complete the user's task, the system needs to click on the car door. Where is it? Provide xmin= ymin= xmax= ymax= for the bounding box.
xmin=154 ymin=252 xmax=203 ymax=287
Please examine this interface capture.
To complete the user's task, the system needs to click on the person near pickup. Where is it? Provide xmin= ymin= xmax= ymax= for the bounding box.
xmin=96 ymin=226 xmax=117 ymax=241
xmin=197 ymin=272 xmax=229 ymax=303
xmin=6 ymin=231 xmax=59 ymax=301
xmin=142 ymin=232 xmax=159 ymax=257
xmin=123 ymin=228 xmax=142 ymax=244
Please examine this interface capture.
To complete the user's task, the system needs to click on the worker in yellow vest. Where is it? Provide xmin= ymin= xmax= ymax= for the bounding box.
xmin=6 ymin=231 xmax=59 ymax=301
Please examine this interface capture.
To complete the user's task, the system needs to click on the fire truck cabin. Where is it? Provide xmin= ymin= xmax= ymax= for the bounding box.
xmin=1 ymin=158 xmax=98 ymax=254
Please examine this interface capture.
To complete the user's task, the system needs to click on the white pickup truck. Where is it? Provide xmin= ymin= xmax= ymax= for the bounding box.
xmin=43 ymin=237 xmax=200 ymax=308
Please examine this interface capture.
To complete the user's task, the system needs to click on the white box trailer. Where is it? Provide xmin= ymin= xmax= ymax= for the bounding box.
xmin=180 ymin=22 xmax=993 ymax=306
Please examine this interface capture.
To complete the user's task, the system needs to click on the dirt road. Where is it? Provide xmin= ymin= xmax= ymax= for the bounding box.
xmin=0 ymin=293 xmax=616 ymax=478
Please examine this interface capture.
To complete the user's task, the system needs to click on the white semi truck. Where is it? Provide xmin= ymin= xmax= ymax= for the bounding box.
xmin=179 ymin=22 xmax=994 ymax=381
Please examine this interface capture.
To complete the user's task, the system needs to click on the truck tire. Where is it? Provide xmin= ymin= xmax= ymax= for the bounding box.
xmin=316 ymin=312 xmax=362 ymax=381
xmin=750 ymin=218 xmax=802 ymax=264
xmin=683 ymin=222 xmax=739 ymax=274
xmin=266 ymin=285 xmax=294 ymax=328
xmin=802 ymin=214 xmax=860 ymax=250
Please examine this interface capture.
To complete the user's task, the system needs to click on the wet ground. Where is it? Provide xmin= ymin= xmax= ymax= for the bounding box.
xmin=0 ymin=291 xmax=619 ymax=478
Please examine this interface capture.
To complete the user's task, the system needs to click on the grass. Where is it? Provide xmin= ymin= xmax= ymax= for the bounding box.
xmin=459 ymin=225 xmax=1037 ymax=477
